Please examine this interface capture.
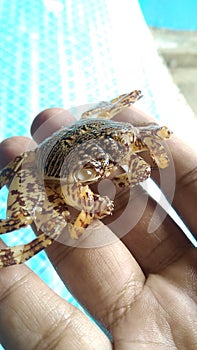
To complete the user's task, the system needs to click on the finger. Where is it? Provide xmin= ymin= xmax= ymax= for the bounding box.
xmin=31 ymin=108 xmax=76 ymax=143
xmin=0 ymin=136 xmax=35 ymax=169
xmin=47 ymin=232 xmax=146 ymax=330
xmin=108 ymin=186 xmax=190 ymax=272
xmin=0 ymin=108 xmax=75 ymax=170
xmin=0 ymin=253 xmax=111 ymax=350
xmin=114 ymin=106 xmax=197 ymax=238
xmin=165 ymin=139 xmax=197 ymax=237
xmin=110 ymin=248 xmax=197 ymax=349
xmin=46 ymin=212 xmax=189 ymax=333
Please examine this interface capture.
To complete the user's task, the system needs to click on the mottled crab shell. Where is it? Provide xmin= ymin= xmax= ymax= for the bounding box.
xmin=35 ymin=118 xmax=137 ymax=181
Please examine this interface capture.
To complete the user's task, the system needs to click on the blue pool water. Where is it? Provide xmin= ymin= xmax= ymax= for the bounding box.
xmin=139 ymin=0 xmax=197 ymax=30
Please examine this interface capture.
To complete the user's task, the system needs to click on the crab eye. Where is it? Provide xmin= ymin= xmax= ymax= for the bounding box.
xmin=75 ymin=167 xmax=99 ymax=183
xmin=158 ymin=126 xmax=172 ymax=139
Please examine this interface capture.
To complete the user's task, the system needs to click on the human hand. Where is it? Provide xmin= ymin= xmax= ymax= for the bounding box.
xmin=0 ymin=106 xmax=196 ymax=349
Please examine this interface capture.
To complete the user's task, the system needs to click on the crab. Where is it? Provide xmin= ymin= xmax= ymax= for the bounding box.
xmin=0 ymin=90 xmax=171 ymax=267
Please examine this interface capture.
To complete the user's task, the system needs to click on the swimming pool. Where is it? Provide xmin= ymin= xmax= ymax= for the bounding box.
xmin=139 ymin=0 xmax=197 ymax=30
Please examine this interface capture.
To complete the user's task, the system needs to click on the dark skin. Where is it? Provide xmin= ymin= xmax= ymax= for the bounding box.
xmin=0 ymin=106 xmax=196 ymax=350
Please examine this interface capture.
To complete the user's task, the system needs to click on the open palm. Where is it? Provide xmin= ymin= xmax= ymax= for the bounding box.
xmin=0 ymin=106 xmax=196 ymax=350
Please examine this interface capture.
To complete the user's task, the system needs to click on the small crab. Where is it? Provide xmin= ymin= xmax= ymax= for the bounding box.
xmin=0 ymin=90 xmax=171 ymax=267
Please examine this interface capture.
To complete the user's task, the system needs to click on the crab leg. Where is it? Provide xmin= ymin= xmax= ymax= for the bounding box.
xmin=0 ymin=224 xmax=63 ymax=267
xmin=0 ymin=190 xmax=69 ymax=267
xmin=0 ymin=151 xmax=40 ymax=234
xmin=133 ymin=126 xmax=171 ymax=169
xmin=0 ymin=152 xmax=35 ymax=188
xmin=113 ymin=153 xmax=151 ymax=188
xmin=0 ymin=233 xmax=53 ymax=267
xmin=81 ymin=90 xmax=142 ymax=119
xmin=0 ymin=164 xmax=45 ymax=234
xmin=0 ymin=216 xmax=33 ymax=234
xmin=0 ymin=155 xmax=24 ymax=188
xmin=139 ymin=137 xmax=170 ymax=169
xmin=62 ymin=183 xmax=113 ymax=239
